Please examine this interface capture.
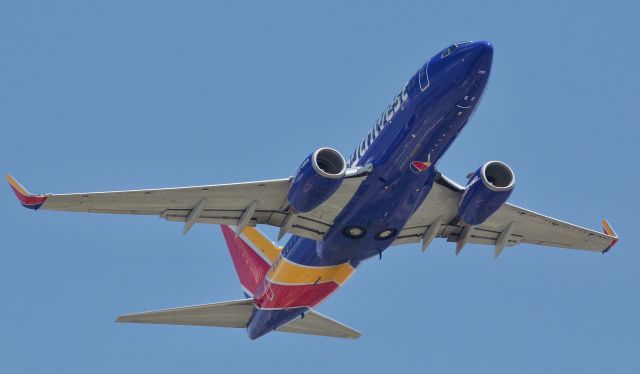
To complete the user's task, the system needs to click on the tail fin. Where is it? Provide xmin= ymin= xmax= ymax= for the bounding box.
xmin=220 ymin=225 xmax=282 ymax=296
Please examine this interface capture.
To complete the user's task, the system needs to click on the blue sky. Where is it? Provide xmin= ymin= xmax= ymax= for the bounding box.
xmin=1 ymin=1 xmax=638 ymax=373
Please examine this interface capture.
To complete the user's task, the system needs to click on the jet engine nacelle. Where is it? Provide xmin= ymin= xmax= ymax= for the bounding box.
xmin=287 ymin=147 xmax=347 ymax=213
xmin=458 ymin=161 xmax=515 ymax=225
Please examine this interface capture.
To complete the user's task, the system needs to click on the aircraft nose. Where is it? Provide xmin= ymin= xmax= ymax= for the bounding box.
xmin=436 ymin=40 xmax=493 ymax=74
xmin=460 ymin=40 xmax=493 ymax=61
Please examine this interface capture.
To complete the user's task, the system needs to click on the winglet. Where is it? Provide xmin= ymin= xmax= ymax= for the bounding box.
xmin=6 ymin=174 xmax=48 ymax=210
xmin=601 ymin=219 xmax=619 ymax=253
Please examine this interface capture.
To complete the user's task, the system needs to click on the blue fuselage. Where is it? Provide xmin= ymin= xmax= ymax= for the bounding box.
xmin=290 ymin=41 xmax=492 ymax=264
xmin=247 ymin=41 xmax=493 ymax=339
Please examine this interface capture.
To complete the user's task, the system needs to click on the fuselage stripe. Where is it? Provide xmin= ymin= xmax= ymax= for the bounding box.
xmin=241 ymin=226 xmax=282 ymax=263
xmin=267 ymin=256 xmax=355 ymax=286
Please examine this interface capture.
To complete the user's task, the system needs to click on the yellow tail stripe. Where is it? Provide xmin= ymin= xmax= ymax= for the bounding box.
xmin=268 ymin=257 xmax=355 ymax=286
xmin=241 ymin=226 xmax=282 ymax=263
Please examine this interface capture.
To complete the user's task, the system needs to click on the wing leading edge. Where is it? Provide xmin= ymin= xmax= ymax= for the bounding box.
xmin=5 ymin=173 xmax=368 ymax=241
xmin=395 ymin=173 xmax=619 ymax=256
xmin=7 ymin=172 xmax=618 ymax=256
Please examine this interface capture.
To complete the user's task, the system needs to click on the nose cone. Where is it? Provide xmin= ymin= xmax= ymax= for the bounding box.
xmin=428 ymin=40 xmax=494 ymax=84
xmin=461 ymin=40 xmax=493 ymax=62
xmin=469 ymin=40 xmax=493 ymax=53
xmin=445 ymin=41 xmax=493 ymax=84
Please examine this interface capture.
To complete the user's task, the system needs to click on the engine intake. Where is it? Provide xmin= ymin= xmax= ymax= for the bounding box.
xmin=458 ymin=161 xmax=515 ymax=225
xmin=482 ymin=161 xmax=515 ymax=191
xmin=287 ymin=147 xmax=346 ymax=213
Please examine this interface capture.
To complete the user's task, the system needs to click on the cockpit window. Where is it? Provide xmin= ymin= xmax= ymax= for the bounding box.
xmin=441 ymin=44 xmax=458 ymax=58
xmin=454 ymin=41 xmax=472 ymax=47
xmin=441 ymin=41 xmax=473 ymax=58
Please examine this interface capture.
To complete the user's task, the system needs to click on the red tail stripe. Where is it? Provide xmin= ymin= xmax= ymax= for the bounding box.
xmin=255 ymin=281 xmax=338 ymax=309
xmin=221 ymin=225 xmax=270 ymax=295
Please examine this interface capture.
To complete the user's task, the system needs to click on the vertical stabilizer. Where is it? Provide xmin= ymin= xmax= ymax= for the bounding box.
xmin=220 ymin=225 xmax=282 ymax=296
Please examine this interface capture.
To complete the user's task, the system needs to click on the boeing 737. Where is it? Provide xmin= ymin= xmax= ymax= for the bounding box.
xmin=7 ymin=41 xmax=619 ymax=339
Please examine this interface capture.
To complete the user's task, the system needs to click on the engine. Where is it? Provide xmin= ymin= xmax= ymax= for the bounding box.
xmin=458 ymin=161 xmax=515 ymax=225
xmin=287 ymin=147 xmax=347 ymax=213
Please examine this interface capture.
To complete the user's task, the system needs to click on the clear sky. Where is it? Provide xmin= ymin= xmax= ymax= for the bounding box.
xmin=1 ymin=1 xmax=638 ymax=373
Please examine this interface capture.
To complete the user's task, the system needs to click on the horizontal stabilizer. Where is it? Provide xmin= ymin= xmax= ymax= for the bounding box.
xmin=116 ymin=299 xmax=254 ymax=328
xmin=116 ymin=298 xmax=361 ymax=339
xmin=279 ymin=310 xmax=361 ymax=339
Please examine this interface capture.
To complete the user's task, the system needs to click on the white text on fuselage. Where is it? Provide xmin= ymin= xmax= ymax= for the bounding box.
xmin=347 ymin=84 xmax=409 ymax=167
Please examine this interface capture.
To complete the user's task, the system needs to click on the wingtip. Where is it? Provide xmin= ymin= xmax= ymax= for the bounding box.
xmin=6 ymin=174 xmax=48 ymax=210
xmin=6 ymin=174 xmax=28 ymax=194
xmin=601 ymin=219 xmax=619 ymax=253
xmin=115 ymin=314 xmax=139 ymax=323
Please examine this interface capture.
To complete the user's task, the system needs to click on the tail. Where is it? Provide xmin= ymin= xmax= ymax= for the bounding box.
xmin=219 ymin=224 xmax=282 ymax=296
xmin=116 ymin=297 xmax=361 ymax=339
xmin=115 ymin=225 xmax=361 ymax=339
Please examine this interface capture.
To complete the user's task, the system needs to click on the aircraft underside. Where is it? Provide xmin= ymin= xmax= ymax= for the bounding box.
xmin=7 ymin=41 xmax=618 ymax=339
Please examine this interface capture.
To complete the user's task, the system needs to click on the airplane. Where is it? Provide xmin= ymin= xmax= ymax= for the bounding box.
xmin=7 ymin=41 xmax=619 ymax=340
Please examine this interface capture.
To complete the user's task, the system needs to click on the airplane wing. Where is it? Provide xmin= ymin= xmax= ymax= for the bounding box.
xmin=7 ymin=170 xmax=618 ymax=256
xmin=394 ymin=173 xmax=619 ymax=257
xmin=5 ymin=171 xmax=369 ymax=241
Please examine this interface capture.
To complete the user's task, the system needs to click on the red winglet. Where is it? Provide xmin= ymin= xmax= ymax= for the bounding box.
xmin=6 ymin=174 xmax=48 ymax=210
xmin=601 ymin=219 xmax=619 ymax=253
